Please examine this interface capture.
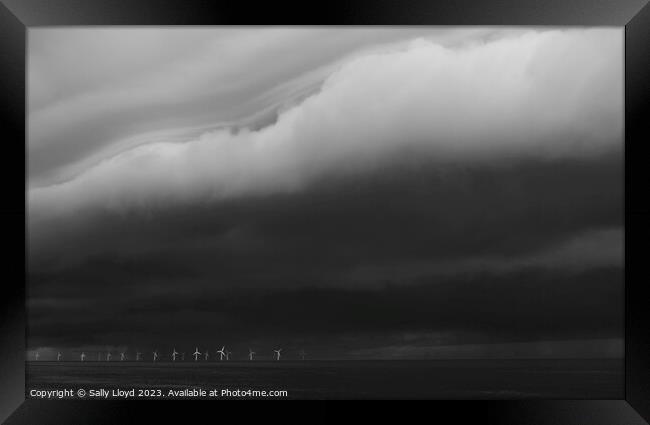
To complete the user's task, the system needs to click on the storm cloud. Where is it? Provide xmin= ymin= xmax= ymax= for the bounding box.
xmin=27 ymin=28 xmax=623 ymax=358
xmin=29 ymin=29 xmax=621 ymax=214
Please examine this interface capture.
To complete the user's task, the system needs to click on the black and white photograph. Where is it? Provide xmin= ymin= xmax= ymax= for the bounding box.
xmin=26 ymin=27 xmax=624 ymax=399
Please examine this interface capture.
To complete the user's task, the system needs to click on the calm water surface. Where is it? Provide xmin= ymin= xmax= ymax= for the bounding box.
xmin=26 ymin=359 xmax=622 ymax=399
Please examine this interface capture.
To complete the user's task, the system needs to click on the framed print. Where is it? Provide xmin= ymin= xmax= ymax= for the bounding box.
xmin=1 ymin=0 xmax=649 ymax=423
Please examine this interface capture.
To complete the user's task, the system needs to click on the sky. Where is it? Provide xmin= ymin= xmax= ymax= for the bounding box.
xmin=27 ymin=27 xmax=623 ymax=360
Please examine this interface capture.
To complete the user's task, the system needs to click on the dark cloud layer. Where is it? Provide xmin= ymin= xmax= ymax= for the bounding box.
xmin=29 ymin=152 xmax=622 ymax=274
xmin=28 ymin=152 xmax=623 ymax=355
xmin=27 ymin=266 xmax=622 ymax=357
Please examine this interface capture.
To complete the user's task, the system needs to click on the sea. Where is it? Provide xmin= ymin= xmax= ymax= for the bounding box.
xmin=26 ymin=359 xmax=622 ymax=400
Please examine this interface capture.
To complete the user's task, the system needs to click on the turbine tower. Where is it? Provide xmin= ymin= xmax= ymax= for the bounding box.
xmin=217 ymin=346 xmax=226 ymax=361
xmin=273 ymin=349 xmax=282 ymax=361
xmin=172 ymin=348 xmax=179 ymax=362
xmin=193 ymin=347 xmax=201 ymax=361
xmin=248 ymin=348 xmax=255 ymax=361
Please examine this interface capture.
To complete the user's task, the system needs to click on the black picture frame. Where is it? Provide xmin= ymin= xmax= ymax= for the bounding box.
xmin=1 ymin=0 xmax=648 ymax=422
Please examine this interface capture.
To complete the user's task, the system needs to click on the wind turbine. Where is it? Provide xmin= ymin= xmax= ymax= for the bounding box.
xmin=226 ymin=350 xmax=232 ymax=361
xmin=182 ymin=352 xmax=185 ymax=361
xmin=273 ymin=349 xmax=282 ymax=361
xmin=80 ymin=352 xmax=86 ymax=362
xmin=57 ymin=352 xmax=62 ymax=362
xmin=217 ymin=346 xmax=226 ymax=361
xmin=299 ymin=349 xmax=306 ymax=361
xmin=153 ymin=350 xmax=159 ymax=362
xmin=34 ymin=352 xmax=39 ymax=361
xmin=172 ymin=348 xmax=179 ymax=362
xmin=248 ymin=348 xmax=255 ymax=361
xmin=204 ymin=350 xmax=210 ymax=361
xmin=120 ymin=352 xmax=127 ymax=361
xmin=136 ymin=351 xmax=142 ymax=361
xmin=193 ymin=347 xmax=201 ymax=361
xmin=106 ymin=352 xmax=112 ymax=361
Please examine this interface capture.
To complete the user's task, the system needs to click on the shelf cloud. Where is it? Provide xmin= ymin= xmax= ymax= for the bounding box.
xmin=29 ymin=29 xmax=621 ymax=217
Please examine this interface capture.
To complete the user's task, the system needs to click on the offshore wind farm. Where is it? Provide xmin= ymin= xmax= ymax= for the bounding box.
xmin=29 ymin=346 xmax=306 ymax=363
